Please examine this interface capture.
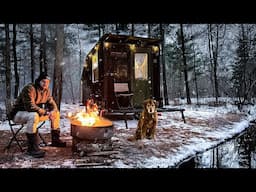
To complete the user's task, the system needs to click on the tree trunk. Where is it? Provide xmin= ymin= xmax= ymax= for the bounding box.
xmin=53 ymin=24 xmax=64 ymax=110
xmin=68 ymin=72 xmax=75 ymax=104
xmin=77 ymin=24 xmax=82 ymax=102
xmin=131 ymin=24 xmax=134 ymax=36
xmin=192 ymin=38 xmax=199 ymax=105
xmin=160 ymin=23 xmax=169 ymax=105
xmin=77 ymin=24 xmax=82 ymax=76
xmin=102 ymin=24 xmax=105 ymax=35
xmin=40 ymin=24 xmax=47 ymax=73
xmin=208 ymin=24 xmax=220 ymax=104
xmin=115 ymin=23 xmax=118 ymax=34
xmin=241 ymin=24 xmax=248 ymax=104
xmin=98 ymin=24 xmax=102 ymax=38
xmin=148 ymin=24 xmax=151 ymax=38
xmin=29 ymin=24 xmax=35 ymax=82
xmin=213 ymin=25 xmax=219 ymax=103
xmin=5 ymin=24 xmax=12 ymax=115
xmin=12 ymin=24 xmax=19 ymax=98
xmin=180 ymin=24 xmax=191 ymax=104
xmin=208 ymin=24 xmax=215 ymax=97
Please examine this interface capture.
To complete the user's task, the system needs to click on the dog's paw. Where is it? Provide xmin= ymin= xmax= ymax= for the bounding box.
xmin=146 ymin=135 xmax=156 ymax=140
xmin=127 ymin=135 xmax=136 ymax=142
xmin=136 ymin=140 xmax=145 ymax=149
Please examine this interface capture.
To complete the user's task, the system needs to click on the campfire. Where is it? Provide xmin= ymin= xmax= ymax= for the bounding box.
xmin=67 ymin=99 xmax=100 ymax=126
xmin=67 ymin=99 xmax=114 ymax=152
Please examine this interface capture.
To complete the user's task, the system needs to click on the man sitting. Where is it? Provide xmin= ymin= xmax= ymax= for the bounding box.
xmin=9 ymin=72 xmax=66 ymax=158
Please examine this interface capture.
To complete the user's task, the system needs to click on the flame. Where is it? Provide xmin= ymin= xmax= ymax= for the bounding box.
xmin=75 ymin=111 xmax=98 ymax=126
xmin=67 ymin=99 xmax=100 ymax=126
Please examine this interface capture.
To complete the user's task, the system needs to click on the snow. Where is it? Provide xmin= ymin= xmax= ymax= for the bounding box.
xmin=0 ymin=98 xmax=255 ymax=168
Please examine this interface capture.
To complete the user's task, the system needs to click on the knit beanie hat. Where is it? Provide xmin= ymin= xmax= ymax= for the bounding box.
xmin=35 ymin=72 xmax=50 ymax=85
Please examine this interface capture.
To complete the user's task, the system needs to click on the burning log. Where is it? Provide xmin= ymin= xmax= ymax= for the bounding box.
xmin=67 ymin=99 xmax=114 ymax=152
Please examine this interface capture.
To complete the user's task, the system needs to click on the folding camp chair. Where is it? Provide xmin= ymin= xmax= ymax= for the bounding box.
xmin=5 ymin=114 xmax=47 ymax=152
xmin=114 ymin=82 xmax=134 ymax=110
xmin=103 ymin=82 xmax=136 ymax=129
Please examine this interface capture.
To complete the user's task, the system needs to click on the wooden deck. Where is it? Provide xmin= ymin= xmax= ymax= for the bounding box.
xmin=103 ymin=107 xmax=186 ymax=129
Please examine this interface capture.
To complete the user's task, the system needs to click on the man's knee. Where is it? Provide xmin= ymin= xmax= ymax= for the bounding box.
xmin=28 ymin=112 xmax=40 ymax=122
xmin=27 ymin=112 xmax=40 ymax=133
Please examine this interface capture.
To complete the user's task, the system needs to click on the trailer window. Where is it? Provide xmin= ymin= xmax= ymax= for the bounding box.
xmin=135 ymin=53 xmax=148 ymax=80
xmin=92 ymin=50 xmax=99 ymax=82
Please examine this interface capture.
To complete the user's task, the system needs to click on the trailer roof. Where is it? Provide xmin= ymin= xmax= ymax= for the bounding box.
xmin=99 ymin=33 xmax=162 ymax=45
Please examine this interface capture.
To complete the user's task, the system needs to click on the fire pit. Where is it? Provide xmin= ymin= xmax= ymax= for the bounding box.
xmin=68 ymin=99 xmax=114 ymax=152
xmin=71 ymin=117 xmax=114 ymax=142
xmin=71 ymin=118 xmax=114 ymax=152
xmin=71 ymin=118 xmax=113 ymax=140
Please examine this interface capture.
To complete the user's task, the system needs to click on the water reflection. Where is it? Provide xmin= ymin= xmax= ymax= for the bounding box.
xmin=180 ymin=123 xmax=256 ymax=168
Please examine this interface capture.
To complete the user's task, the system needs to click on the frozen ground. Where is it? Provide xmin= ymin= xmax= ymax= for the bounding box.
xmin=0 ymin=98 xmax=255 ymax=168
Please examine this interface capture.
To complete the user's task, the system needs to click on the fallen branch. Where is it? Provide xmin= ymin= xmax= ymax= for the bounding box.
xmin=75 ymin=162 xmax=106 ymax=167
xmin=87 ymin=151 xmax=120 ymax=156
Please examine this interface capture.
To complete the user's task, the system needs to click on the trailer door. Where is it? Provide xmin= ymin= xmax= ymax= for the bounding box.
xmin=134 ymin=53 xmax=151 ymax=108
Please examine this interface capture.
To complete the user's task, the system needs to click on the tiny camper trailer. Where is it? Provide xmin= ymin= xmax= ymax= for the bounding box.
xmin=81 ymin=33 xmax=162 ymax=110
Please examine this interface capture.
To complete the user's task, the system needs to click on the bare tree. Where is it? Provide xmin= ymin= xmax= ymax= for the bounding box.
xmin=77 ymin=24 xmax=83 ymax=102
xmin=5 ymin=24 xmax=12 ymax=115
xmin=29 ymin=24 xmax=35 ymax=82
xmin=98 ymin=24 xmax=103 ymax=38
xmin=208 ymin=24 xmax=220 ymax=104
xmin=53 ymin=24 xmax=64 ymax=110
xmin=160 ymin=23 xmax=169 ymax=105
xmin=67 ymin=63 xmax=75 ymax=104
xmin=180 ymin=24 xmax=191 ymax=104
xmin=12 ymin=24 xmax=19 ymax=98
xmin=213 ymin=25 xmax=219 ymax=103
xmin=189 ymin=27 xmax=200 ymax=105
xmin=208 ymin=24 xmax=214 ymax=97
xmin=77 ymin=24 xmax=82 ymax=76
xmin=115 ymin=23 xmax=118 ymax=34
xmin=192 ymin=40 xmax=199 ymax=105
xmin=148 ymin=24 xmax=151 ymax=38
xmin=131 ymin=24 xmax=134 ymax=36
xmin=40 ymin=24 xmax=47 ymax=73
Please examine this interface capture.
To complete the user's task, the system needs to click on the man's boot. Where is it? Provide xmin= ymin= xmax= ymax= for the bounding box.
xmin=51 ymin=129 xmax=66 ymax=147
xmin=26 ymin=133 xmax=45 ymax=158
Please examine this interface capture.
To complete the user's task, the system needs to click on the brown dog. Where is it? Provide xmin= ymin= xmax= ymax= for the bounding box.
xmin=128 ymin=98 xmax=158 ymax=141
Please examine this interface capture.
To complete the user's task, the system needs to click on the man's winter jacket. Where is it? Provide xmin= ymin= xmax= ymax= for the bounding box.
xmin=9 ymin=83 xmax=58 ymax=119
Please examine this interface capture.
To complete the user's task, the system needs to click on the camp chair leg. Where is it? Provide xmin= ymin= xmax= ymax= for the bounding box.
xmin=5 ymin=121 xmax=47 ymax=152
xmin=5 ymin=125 xmax=25 ymax=152
xmin=36 ymin=121 xmax=48 ymax=146
xmin=181 ymin=111 xmax=186 ymax=123
xmin=123 ymin=112 xmax=128 ymax=129
xmin=38 ymin=133 xmax=48 ymax=146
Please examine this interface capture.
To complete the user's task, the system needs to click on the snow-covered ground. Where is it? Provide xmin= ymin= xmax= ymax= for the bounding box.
xmin=0 ymin=98 xmax=255 ymax=168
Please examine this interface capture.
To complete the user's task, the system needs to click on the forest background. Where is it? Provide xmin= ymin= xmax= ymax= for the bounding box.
xmin=1 ymin=24 xmax=255 ymax=118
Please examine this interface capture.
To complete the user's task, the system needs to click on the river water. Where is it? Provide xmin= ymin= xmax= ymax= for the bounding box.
xmin=177 ymin=123 xmax=256 ymax=168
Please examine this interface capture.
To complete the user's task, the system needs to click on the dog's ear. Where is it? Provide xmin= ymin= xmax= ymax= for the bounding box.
xmin=154 ymin=99 xmax=158 ymax=107
xmin=143 ymin=99 xmax=149 ymax=104
xmin=143 ymin=99 xmax=148 ymax=108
